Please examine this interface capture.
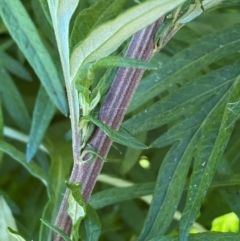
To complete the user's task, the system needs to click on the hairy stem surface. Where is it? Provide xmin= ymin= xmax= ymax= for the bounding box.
xmin=54 ymin=17 xmax=165 ymax=240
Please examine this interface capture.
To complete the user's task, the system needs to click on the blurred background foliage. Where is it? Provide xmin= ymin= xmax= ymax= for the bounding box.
xmin=0 ymin=0 xmax=240 ymax=240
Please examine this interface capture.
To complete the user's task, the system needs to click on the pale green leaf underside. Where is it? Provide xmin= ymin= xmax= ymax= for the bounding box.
xmin=0 ymin=0 xmax=68 ymax=115
xmin=70 ymin=0 xmax=186 ymax=79
xmin=70 ymin=0 xmax=126 ymax=53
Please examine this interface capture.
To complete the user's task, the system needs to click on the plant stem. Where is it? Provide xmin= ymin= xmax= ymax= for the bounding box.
xmin=54 ymin=17 xmax=165 ymax=240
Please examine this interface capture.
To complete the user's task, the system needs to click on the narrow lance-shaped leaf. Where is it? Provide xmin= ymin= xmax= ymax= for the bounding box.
xmin=40 ymin=219 xmax=71 ymax=241
xmin=0 ymin=0 xmax=68 ymax=115
xmin=138 ymin=133 xmax=197 ymax=241
xmin=66 ymin=182 xmax=86 ymax=241
xmin=179 ymin=78 xmax=240 ymax=240
xmin=123 ymin=59 xmax=240 ymax=135
xmin=147 ymin=232 xmax=240 ymax=241
xmin=27 ymin=86 xmax=56 ymax=162
xmin=39 ymin=154 xmax=71 ymax=241
xmin=0 ymin=51 xmax=31 ymax=81
xmin=81 ymin=115 xmax=148 ymax=149
xmin=75 ymin=56 xmax=158 ymax=101
xmin=150 ymin=92 xmax=233 ymax=148
xmin=129 ymin=23 xmax=240 ymax=113
xmin=0 ymin=140 xmax=48 ymax=186
xmin=47 ymin=0 xmax=81 ymax=161
xmin=0 ymin=69 xmax=31 ymax=132
xmin=70 ymin=0 xmax=186 ymax=79
xmin=90 ymin=183 xmax=155 ymax=209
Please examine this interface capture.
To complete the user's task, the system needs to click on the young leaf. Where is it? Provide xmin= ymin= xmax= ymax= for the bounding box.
xmin=75 ymin=56 xmax=158 ymax=100
xmin=81 ymin=115 xmax=148 ymax=149
xmin=70 ymin=0 xmax=186 ymax=79
xmin=66 ymin=182 xmax=86 ymax=241
xmin=40 ymin=219 xmax=71 ymax=241
xmin=0 ymin=0 xmax=68 ymax=115
xmin=27 ymin=86 xmax=56 ymax=162
xmin=70 ymin=0 xmax=126 ymax=52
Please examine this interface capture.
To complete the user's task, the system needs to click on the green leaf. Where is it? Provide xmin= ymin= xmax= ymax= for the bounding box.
xmin=179 ymin=76 xmax=240 ymax=240
xmin=123 ymin=60 xmax=240 ymax=135
xmin=70 ymin=0 xmax=186 ymax=79
xmin=129 ymin=23 xmax=240 ymax=113
xmin=0 ymin=0 xmax=68 ymax=115
xmin=27 ymin=86 xmax=56 ymax=162
xmin=0 ymin=51 xmax=31 ymax=81
xmin=39 ymin=154 xmax=71 ymax=240
xmin=84 ymin=205 xmax=101 ymax=241
xmin=0 ymin=140 xmax=48 ymax=186
xmin=39 ymin=0 xmax=52 ymax=25
xmin=219 ymin=186 xmax=240 ymax=219
xmin=82 ymin=115 xmax=148 ymax=149
xmin=75 ymin=56 xmax=158 ymax=101
xmin=0 ymin=196 xmax=17 ymax=241
xmin=149 ymin=94 xmax=228 ymax=148
xmin=0 ymin=69 xmax=31 ymax=132
xmin=147 ymin=232 xmax=240 ymax=241
xmin=90 ymin=182 xmax=155 ymax=209
xmin=66 ymin=182 xmax=86 ymax=241
xmin=138 ymin=135 xmax=197 ymax=241
xmin=47 ymin=0 xmax=79 ymax=83
xmin=0 ymin=101 xmax=3 ymax=164
xmin=40 ymin=219 xmax=71 ymax=241
xmin=120 ymin=132 xmax=146 ymax=174
xmin=70 ymin=0 xmax=126 ymax=53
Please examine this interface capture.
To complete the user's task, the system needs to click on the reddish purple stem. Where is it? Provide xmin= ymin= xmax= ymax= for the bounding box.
xmin=54 ymin=17 xmax=164 ymax=240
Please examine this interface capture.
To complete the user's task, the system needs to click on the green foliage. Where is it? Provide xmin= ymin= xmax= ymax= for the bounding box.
xmin=0 ymin=0 xmax=240 ymax=241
